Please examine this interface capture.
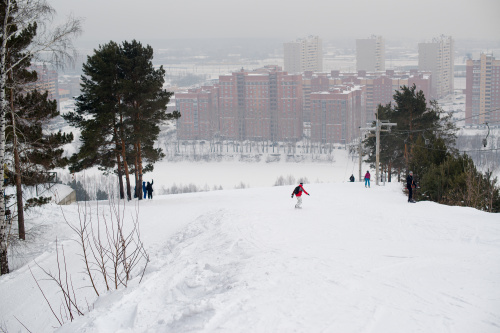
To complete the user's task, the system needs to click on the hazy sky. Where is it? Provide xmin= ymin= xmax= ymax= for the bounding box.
xmin=49 ymin=0 xmax=499 ymax=43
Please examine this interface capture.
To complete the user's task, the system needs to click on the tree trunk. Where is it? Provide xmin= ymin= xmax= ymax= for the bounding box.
xmin=137 ymin=140 xmax=143 ymax=200
xmin=115 ymin=148 xmax=124 ymax=200
xmin=118 ymin=113 xmax=131 ymax=201
xmin=388 ymin=161 xmax=392 ymax=182
xmin=9 ymin=87 xmax=25 ymax=240
xmin=0 ymin=2 xmax=10 ymax=274
xmin=112 ymin=114 xmax=125 ymax=199
xmin=133 ymin=149 xmax=139 ymax=199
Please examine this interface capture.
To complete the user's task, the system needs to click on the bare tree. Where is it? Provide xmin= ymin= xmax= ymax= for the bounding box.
xmin=0 ymin=0 xmax=82 ymax=274
xmin=62 ymin=191 xmax=149 ymax=295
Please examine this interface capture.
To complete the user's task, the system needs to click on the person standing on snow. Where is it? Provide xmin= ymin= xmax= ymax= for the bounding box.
xmin=146 ymin=180 xmax=154 ymax=199
xmin=349 ymin=174 xmax=355 ymax=182
xmin=291 ymin=182 xmax=309 ymax=209
xmin=364 ymin=170 xmax=371 ymax=188
xmin=142 ymin=181 xmax=147 ymax=199
xmin=406 ymin=171 xmax=416 ymax=203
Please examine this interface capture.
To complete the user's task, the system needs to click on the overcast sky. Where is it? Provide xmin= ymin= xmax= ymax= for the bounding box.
xmin=49 ymin=0 xmax=499 ymax=43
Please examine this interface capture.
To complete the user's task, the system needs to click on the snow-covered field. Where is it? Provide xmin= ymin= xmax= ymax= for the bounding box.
xmin=1 ymin=152 xmax=499 ymax=333
xmin=146 ymin=150 xmax=360 ymax=192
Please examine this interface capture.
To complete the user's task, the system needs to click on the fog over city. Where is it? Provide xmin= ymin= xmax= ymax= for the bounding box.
xmin=50 ymin=0 xmax=499 ymax=42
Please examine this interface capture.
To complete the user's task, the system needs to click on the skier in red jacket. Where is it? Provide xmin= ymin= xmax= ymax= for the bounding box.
xmin=291 ymin=182 xmax=310 ymax=209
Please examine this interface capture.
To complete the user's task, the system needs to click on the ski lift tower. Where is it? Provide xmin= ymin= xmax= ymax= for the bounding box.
xmin=360 ymin=117 xmax=397 ymax=186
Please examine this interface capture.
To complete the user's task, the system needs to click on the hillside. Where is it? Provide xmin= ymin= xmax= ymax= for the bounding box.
xmin=0 ymin=181 xmax=499 ymax=332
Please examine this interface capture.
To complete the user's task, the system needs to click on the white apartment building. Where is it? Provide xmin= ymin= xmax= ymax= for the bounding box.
xmin=284 ymin=35 xmax=323 ymax=73
xmin=418 ymin=35 xmax=454 ymax=99
xmin=356 ymin=35 xmax=385 ymax=72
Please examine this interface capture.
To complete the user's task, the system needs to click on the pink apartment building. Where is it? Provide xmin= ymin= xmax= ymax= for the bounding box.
xmin=310 ymin=85 xmax=365 ymax=144
xmin=176 ymin=67 xmax=431 ymax=144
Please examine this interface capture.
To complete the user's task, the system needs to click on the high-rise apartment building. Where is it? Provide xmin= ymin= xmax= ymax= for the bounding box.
xmin=29 ymin=64 xmax=58 ymax=101
xmin=176 ymin=66 xmax=303 ymax=142
xmin=219 ymin=67 xmax=303 ymax=141
xmin=175 ymin=86 xmax=219 ymax=140
xmin=465 ymin=54 xmax=500 ymax=125
xmin=418 ymin=35 xmax=454 ymax=99
xmin=176 ymin=67 xmax=433 ymax=144
xmin=311 ymin=70 xmax=432 ymax=124
xmin=309 ymin=84 xmax=365 ymax=144
xmin=284 ymin=36 xmax=323 ymax=73
xmin=356 ymin=35 xmax=385 ymax=72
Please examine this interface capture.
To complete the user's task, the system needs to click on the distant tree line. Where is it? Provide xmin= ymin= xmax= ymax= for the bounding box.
xmin=364 ymin=85 xmax=500 ymax=212
xmin=63 ymin=40 xmax=180 ymax=201
xmin=66 ymin=179 xmax=108 ymax=202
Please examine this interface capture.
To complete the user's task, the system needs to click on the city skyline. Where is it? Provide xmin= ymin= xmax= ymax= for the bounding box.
xmin=49 ymin=0 xmax=499 ymax=45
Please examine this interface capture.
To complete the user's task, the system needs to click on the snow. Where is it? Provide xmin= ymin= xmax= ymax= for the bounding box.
xmin=4 ymin=184 xmax=74 ymax=204
xmin=150 ymin=154 xmax=357 ymax=191
xmin=0 ymin=151 xmax=499 ymax=333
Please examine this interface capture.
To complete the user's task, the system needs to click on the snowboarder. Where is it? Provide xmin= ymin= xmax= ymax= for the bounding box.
xmin=142 ymin=181 xmax=147 ymax=199
xmin=406 ymin=171 xmax=416 ymax=203
xmin=364 ymin=170 xmax=371 ymax=188
xmin=349 ymin=174 xmax=355 ymax=182
xmin=146 ymin=180 xmax=154 ymax=200
xmin=291 ymin=182 xmax=309 ymax=209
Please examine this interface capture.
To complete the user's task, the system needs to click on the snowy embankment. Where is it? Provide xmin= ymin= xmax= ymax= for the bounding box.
xmin=0 ymin=181 xmax=499 ymax=333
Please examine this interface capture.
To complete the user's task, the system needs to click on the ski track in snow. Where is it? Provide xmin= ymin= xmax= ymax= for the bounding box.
xmin=1 ymin=179 xmax=500 ymax=333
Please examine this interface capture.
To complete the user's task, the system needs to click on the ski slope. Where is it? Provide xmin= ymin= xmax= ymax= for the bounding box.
xmin=0 ymin=180 xmax=499 ymax=333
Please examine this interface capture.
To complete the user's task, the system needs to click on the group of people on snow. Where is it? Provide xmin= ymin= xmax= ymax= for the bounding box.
xmin=349 ymin=170 xmax=372 ymax=188
xmin=138 ymin=170 xmax=415 ymax=208
xmin=141 ymin=180 xmax=154 ymax=199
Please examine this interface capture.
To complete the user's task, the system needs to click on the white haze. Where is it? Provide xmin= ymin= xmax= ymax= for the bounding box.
xmin=48 ymin=0 xmax=499 ymax=43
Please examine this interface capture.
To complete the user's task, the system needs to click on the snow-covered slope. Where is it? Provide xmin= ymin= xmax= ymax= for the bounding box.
xmin=0 ymin=182 xmax=499 ymax=333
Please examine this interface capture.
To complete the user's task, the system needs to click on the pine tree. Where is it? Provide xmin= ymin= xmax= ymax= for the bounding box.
xmin=120 ymin=40 xmax=178 ymax=199
xmin=364 ymin=85 xmax=456 ymax=180
xmin=363 ymin=85 xmax=499 ymax=211
xmin=64 ymin=41 xmax=129 ymax=199
xmin=0 ymin=0 xmax=81 ymax=274
xmin=6 ymin=88 xmax=73 ymax=240
xmin=65 ymin=40 xmax=179 ymax=201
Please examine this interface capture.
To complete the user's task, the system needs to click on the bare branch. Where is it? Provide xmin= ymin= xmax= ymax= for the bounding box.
xmin=28 ymin=265 xmax=63 ymax=326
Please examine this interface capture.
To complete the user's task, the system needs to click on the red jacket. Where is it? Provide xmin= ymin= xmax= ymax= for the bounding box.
xmin=364 ymin=172 xmax=371 ymax=180
xmin=295 ymin=185 xmax=309 ymax=197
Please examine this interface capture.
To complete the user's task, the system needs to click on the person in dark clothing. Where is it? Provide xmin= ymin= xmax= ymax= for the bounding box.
xmin=406 ymin=171 xmax=416 ymax=203
xmin=349 ymin=174 xmax=355 ymax=182
xmin=142 ymin=181 xmax=147 ymax=199
xmin=146 ymin=180 xmax=154 ymax=199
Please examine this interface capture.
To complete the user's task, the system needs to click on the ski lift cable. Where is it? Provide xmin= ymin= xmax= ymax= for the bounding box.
xmin=448 ymin=108 xmax=500 ymax=125
xmin=371 ymin=130 xmax=500 ymax=153
xmin=377 ymin=108 xmax=499 ymax=134
xmin=407 ymin=142 xmax=500 ymax=153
